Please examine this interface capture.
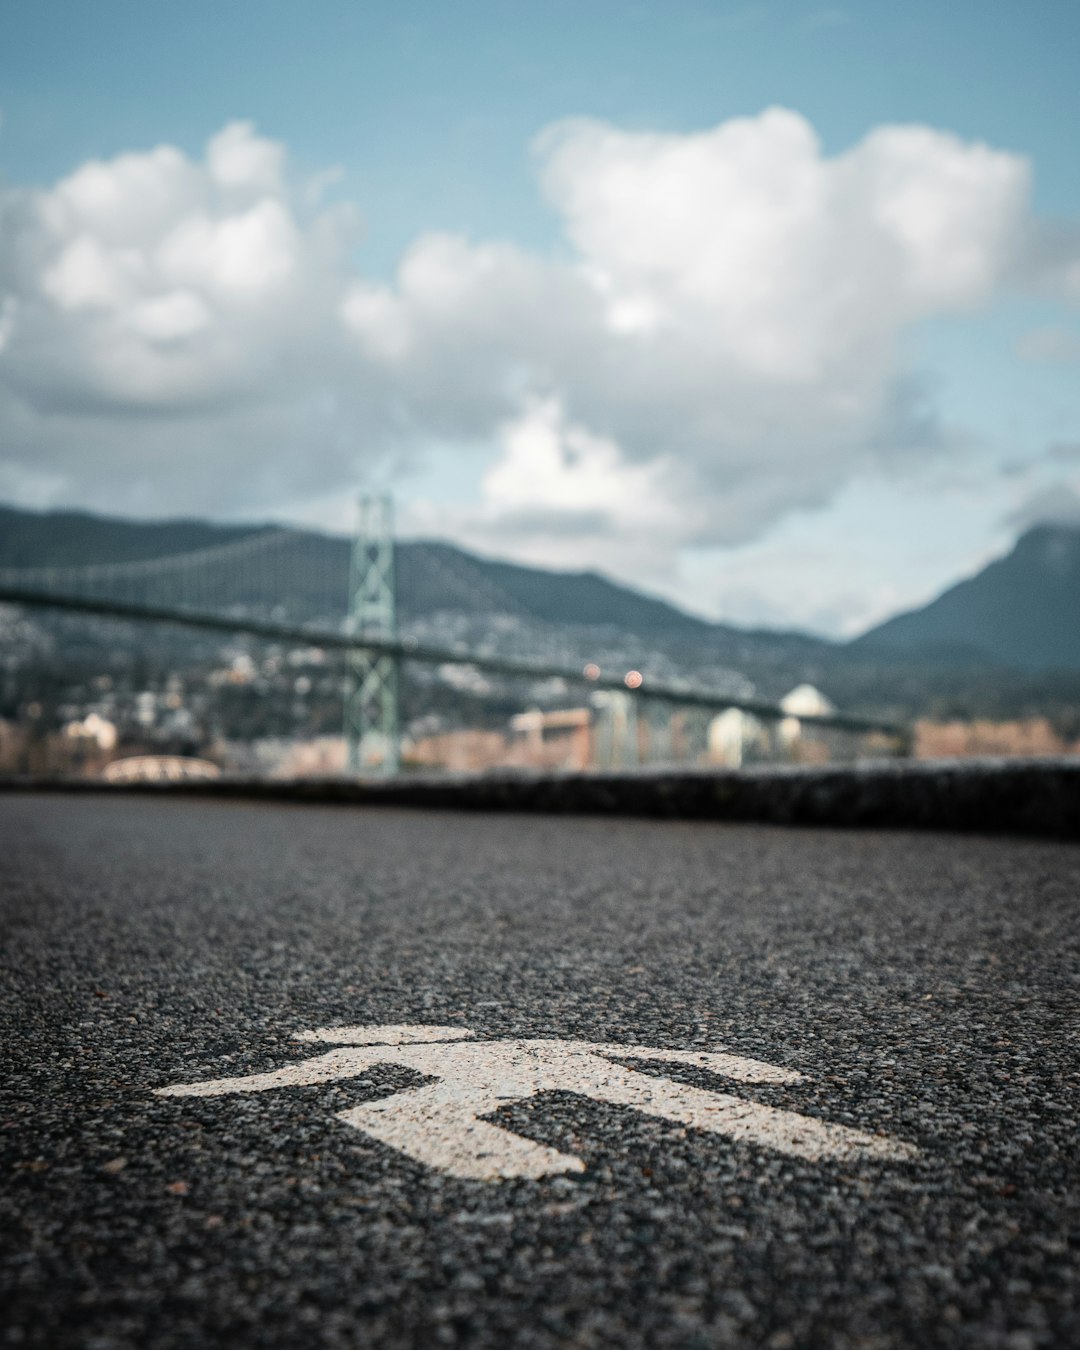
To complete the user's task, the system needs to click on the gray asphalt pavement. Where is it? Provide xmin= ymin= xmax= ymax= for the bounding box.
xmin=2 ymin=794 xmax=1078 ymax=1349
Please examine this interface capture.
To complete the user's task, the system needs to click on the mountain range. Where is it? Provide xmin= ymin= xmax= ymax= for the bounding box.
xmin=853 ymin=524 xmax=1080 ymax=672
xmin=2 ymin=503 xmax=1079 ymax=718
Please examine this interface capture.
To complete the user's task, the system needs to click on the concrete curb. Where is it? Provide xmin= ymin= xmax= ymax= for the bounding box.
xmin=3 ymin=758 xmax=1079 ymax=840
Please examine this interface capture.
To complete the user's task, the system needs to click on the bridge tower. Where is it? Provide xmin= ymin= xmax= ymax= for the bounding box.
xmin=344 ymin=493 xmax=400 ymax=775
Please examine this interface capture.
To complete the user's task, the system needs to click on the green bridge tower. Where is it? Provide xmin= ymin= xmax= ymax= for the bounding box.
xmin=344 ymin=493 xmax=400 ymax=775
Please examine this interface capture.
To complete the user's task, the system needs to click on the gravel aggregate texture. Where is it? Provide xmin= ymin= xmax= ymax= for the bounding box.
xmin=2 ymin=793 xmax=1079 ymax=1348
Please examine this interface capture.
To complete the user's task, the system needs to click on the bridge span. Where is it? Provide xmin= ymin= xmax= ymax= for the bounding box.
xmin=0 ymin=502 xmax=907 ymax=774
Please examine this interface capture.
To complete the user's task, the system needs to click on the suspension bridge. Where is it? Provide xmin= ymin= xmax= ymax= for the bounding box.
xmin=0 ymin=498 xmax=908 ymax=772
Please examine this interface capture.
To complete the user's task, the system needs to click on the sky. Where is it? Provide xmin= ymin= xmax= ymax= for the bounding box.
xmin=1 ymin=0 xmax=1079 ymax=636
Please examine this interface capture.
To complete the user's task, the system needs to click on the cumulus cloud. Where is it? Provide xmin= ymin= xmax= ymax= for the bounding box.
xmin=0 ymin=122 xmax=393 ymax=514
xmin=362 ymin=109 xmax=1035 ymax=553
xmin=0 ymin=109 xmax=1077 ymax=587
xmin=1 ymin=122 xmax=356 ymax=418
xmin=404 ymin=398 xmax=696 ymax=581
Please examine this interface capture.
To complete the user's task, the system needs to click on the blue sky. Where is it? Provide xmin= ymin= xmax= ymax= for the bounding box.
xmin=2 ymin=1 xmax=1079 ymax=634
xmin=6 ymin=2 xmax=1079 ymax=258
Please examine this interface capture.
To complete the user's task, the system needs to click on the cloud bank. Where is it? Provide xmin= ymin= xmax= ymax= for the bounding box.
xmin=0 ymin=111 xmax=1077 ymax=586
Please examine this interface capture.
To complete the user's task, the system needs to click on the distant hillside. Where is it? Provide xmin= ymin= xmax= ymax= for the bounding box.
xmin=0 ymin=505 xmax=266 ymax=568
xmin=5 ymin=503 xmax=1080 ymax=720
xmin=0 ymin=502 xmax=828 ymax=658
xmin=449 ymin=551 xmax=710 ymax=639
xmin=853 ymin=525 xmax=1080 ymax=672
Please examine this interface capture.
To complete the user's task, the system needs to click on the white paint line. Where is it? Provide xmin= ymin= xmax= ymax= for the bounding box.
xmin=340 ymin=1083 xmax=586 ymax=1181
xmin=155 ymin=1027 xmax=919 ymax=1180
xmin=295 ymin=1025 xmax=475 ymax=1046
xmin=575 ymin=1058 xmax=917 ymax=1165
xmin=589 ymin=1044 xmax=806 ymax=1084
xmin=154 ymin=1047 xmax=379 ymax=1097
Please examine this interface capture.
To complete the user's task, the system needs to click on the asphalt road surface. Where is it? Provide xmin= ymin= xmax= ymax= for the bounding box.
xmin=2 ymin=794 xmax=1078 ymax=1349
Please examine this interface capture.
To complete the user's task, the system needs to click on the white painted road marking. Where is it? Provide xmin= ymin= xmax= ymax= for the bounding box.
xmin=155 ymin=1025 xmax=918 ymax=1180
xmin=295 ymin=1024 xmax=475 ymax=1046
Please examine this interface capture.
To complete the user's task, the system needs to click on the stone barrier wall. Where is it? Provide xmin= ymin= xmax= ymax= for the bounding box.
xmin=3 ymin=758 xmax=1079 ymax=840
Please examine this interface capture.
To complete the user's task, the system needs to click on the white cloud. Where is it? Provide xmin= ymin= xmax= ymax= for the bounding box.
xmin=41 ymin=144 xmax=204 ymax=244
xmin=128 ymin=290 xmax=211 ymax=343
xmin=405 ymin=399 xmax=694 ymax=581
xmin=382 ymin=109 xmax=1035 ymax=552
xmin=157 ymin=198 xmax=299 ymax=294
xmin=0 ymin=109 xmax=1078 ymax=609
xmin=483 ymin=398 xmax=680 ymax=528
xmin=535 ymin=111 xmax=1024 ymax=371
xmin=206 ymin=120 xmax=285 ymax=195
xmin=42 ymin=234 xmax=142 ymax=310
xmin=0 ymin=121 xmax=366 ymax=466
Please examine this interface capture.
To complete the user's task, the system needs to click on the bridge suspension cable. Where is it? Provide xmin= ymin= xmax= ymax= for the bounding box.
xmin=0 ymin=503 xmax=912 ymax=766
